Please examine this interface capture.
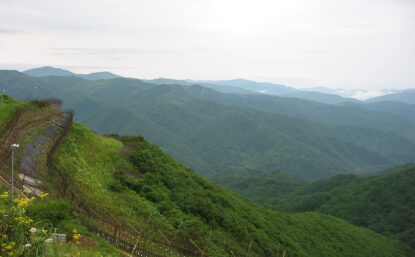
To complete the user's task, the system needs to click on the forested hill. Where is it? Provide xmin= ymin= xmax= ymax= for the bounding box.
xmin=1 ymin=70 xmax=415 ymax=180
xmin=50 ymin=122 xmax=412 ymax=256
xmin=221 ymin=165 xmax=415 ymax=251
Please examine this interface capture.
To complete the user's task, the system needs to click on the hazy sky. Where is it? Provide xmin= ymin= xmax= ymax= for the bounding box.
xmin=0 ymin=0 xmax=414 ymax=89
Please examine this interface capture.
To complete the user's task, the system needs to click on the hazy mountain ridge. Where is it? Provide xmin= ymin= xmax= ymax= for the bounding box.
xmin=1 ymin=70 xmax=415 ymax=180
xmin=23 ymin=66 xmax=121 ymax=80
xmin=367 ymin=89 xmax=415 ymax=104
xmin=21 ymin=66 xmax=414 ymax=104
xmin=187 ymin=79 xmax=297 ymax=95
xmin=281 ymin=91 xmax=358 ymax=104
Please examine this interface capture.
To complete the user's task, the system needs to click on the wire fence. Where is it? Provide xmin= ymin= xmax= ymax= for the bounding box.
xmin=67 ymin=187 xmax=203 ymax=257
xmin=45 ymin=107 xmax=205 ymax=257
xmin=45 ymin=105 xmax=251 ymax=257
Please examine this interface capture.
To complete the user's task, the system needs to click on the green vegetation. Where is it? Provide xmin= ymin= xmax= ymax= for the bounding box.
xmin=1 ymin=71 xmax=415 ymax=180
xmin=275 ymin=165 xmax=415 ymax=250
xmin=0 ymin=189 xmax=121 ymax=257
xmin=213 ymin=170 xmax=308 ymax=204
xmin=49 ymin=124 xmax=410 ymax=256
xmin=222 ymin=165 xmax=415 ymax=251
xmin=0 ymin=95 xmax=22 ymax=133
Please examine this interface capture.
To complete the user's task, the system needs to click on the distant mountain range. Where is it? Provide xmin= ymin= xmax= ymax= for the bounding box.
xmin=20 ymin=66 xmax=414 ymax=104
xmin=188 ymin=79 xmax=297 ymax=95
xmin=302 ymin=86 xmax=401 ymax=100
xmin=1 ymin=69 xmax=415 ymax=180
xmin=23 ymin=66 xmax=120 ymax=81
xmin=367 ymin=89 xmax=415 ymax=105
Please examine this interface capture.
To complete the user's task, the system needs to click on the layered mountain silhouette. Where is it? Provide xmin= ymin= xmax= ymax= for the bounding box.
xmin=1 ymin=69 xmax=414 ymax=180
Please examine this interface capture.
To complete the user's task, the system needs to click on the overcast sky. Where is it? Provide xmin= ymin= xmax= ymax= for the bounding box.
xmin=0 ymin=0 xmax=414 ymax=90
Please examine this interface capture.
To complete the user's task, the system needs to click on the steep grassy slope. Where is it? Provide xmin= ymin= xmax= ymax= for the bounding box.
xmin=0 ymin=185 xmax=123 ymax=257
xmin=226 ymin=165 xmax=415 ymax=250
xmin=0 ymin=95 xmax=23 ymax=133
xmin=48 ymin=124 xmax=411 ymax=257
xmin=1 ymin=71 xmax=415 ymax=180
xmin=0 ymin=100 xmax=124 ymax=257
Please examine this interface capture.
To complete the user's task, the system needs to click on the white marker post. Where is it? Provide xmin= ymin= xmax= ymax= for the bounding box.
xmin=10 ymin=143 xmax=19 ymax=201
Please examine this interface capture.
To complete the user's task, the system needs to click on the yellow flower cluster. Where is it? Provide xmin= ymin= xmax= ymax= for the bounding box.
xmin=1 ymin=241 xmax=15 ymax=256
xmin=0 ymin=190 xmax=51 ymax=257
xmin=39 ymin=192 xmax=49 ymax=199
xmin=22 ymin=189 xmax=32 ymax=195
xmin=13 ymin=216 xmax=33 ymax=225
xmin=0 ymin=192 xmax=9 ymax=199
xmin=72 ymin=229 xmax=81 ymax=244
xmin=13 ymin=197 xmax=32 ymax=208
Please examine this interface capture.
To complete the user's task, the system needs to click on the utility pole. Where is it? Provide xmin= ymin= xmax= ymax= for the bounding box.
xmin=10 ymin=144 xmax=19 ymax=201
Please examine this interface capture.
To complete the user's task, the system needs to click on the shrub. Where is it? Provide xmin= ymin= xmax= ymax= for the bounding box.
xmin=30 ymin=99 xmax=50 ymax=108
xmin=27 ymin=199 xmax=73 ymax=226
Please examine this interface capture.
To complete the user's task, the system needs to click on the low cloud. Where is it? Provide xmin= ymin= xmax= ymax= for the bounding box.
xmin=351 ymin=90 xmax=395 ymax=100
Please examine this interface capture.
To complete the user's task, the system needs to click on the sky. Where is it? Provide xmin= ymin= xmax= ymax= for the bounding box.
xmin=0 ymin=0 xmax=414 ymax=90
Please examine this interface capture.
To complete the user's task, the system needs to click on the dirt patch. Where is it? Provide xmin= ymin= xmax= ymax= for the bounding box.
xmin=78 ymin=235 xmax=97 ymax=248
xmin=119 ymin=144 xmax=135 ymax=157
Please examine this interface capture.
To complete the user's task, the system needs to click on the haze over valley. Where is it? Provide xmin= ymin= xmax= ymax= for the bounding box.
xmin=0 ymin=1 xmax=414 ymax=256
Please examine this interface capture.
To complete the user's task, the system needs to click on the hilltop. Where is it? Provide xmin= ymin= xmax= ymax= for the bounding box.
xmin=0 ymin=96 xmax=411 ymax=256
xmin=23 ymin=66 xmax=120 ymax=81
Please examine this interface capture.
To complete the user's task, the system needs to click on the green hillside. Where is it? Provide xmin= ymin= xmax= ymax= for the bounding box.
xmin=277 ymin=165 xmax=415 ymax=249
xmin=0 ymin=96 xmax=412 ymax=256
xmin=223 ymin=165 xmax=415 ymax=250
xmin=1 ymin=71 xmax=415 ymax=180
xmin=48 ymin=123 xmax=411 ymax=256
xmin=0 ymin=95 xmax=23 ymax=132
xmin=213 ymin=170 xmax=308 ymax=204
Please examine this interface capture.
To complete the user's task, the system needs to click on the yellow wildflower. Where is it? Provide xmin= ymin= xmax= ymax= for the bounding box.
xmin=4 ymin=242 xmax=14 ymax=250
xmin=23 ymin=189 xmax=32 ymax=195
xmin=73 ymin=229 xmax=81 ymax=243
xmin=0 ymin=191 xmax=9 ymax=199
xmin=13 ymin=197 xmax=31 ymax=208
xmin=14 ymin=216 xmax=33 ymax=225
xmin=39 ymin=192 xmax=49 ymax=198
